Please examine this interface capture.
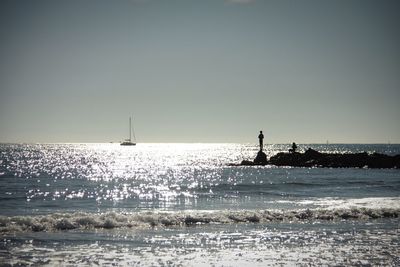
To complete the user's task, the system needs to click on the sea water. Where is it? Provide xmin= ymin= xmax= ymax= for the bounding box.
xmin=0 ymin=143 xmax=399 ymax=266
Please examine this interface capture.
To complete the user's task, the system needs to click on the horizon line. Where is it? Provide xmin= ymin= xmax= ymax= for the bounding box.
xmin=0 ymin=142 xmax=398 ymax=145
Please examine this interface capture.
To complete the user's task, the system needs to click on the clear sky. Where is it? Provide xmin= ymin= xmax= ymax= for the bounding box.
xmin=1 ymin=0 xmax=399 ymax=143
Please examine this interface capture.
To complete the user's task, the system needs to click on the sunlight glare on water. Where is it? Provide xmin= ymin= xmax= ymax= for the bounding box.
xmin=1 ymin=143 xmax=256 ymax=214
xmin=1 ymin=143 xmax=399 ymax=215
xmin=1 ymin=143 xmax=399 ymax=266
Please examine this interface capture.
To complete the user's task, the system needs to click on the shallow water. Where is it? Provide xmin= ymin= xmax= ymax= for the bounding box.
xmin=0 ymin=143 xmax=399 ymax=266
xmin=2 ymin=220 xmax=399 ymax=266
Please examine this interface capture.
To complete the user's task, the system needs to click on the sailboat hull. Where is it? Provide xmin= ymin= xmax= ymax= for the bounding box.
xmin=120 ymin=142 xmax=136 ymax=146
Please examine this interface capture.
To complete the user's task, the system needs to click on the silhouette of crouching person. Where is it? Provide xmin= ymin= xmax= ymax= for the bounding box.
xmin=258 ymin=131 xmax=264 ymax=151
xmin=289 ymin=142 xmax=297 ymax=153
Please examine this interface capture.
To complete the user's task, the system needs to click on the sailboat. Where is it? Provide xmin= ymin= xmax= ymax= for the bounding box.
xmin=120 ymin=117 xmax=136 ymax=146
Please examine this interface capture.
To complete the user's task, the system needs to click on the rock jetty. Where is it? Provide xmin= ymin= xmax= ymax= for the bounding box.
xmin=235 ymin=148 xmax=400 ymax=169
xmin=239 ymin=150 xmax=268 ymax=166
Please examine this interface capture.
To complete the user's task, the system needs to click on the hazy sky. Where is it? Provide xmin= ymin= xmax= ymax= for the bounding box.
xmin=1 ymin=0 xmax=399 ymax=143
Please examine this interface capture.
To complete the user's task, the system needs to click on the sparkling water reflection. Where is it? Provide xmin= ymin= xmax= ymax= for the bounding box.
xmin=1 ymin=143 xmax=399 ymax=215
xmin=2 ymin=220 xmax=399 ymax=266
xmin=1 ymin=143 xmax=399 ymax=266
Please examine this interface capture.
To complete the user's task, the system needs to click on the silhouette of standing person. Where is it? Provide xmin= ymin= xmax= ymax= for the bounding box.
xmin=290 ymin=142 xmax=297 ymax=153
xmin=258 ymin=131 xmax=264 ymax=151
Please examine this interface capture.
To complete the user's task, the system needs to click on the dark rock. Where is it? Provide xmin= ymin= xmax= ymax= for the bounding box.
xmin=232 ymin=147 xmax=399 ymax=169
xmin=253 ymin=151 xmax=268 ymax=165
xmin=304 ymin=148 xmax=321 ymax=158
xmin=268 ymin=149 xmax=400 ymax=169
xmin=240 ymin=160 xmax=255 ymax=166
xmin=232 ymin=151 xmax=268 ymax=166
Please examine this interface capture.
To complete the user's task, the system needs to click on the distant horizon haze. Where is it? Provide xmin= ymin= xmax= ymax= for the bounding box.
xmin=0 ymin=141 xmax=398 ymax=145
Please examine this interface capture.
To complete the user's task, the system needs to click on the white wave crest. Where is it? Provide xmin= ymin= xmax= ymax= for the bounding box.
xmin=0 ymin=207 xmax=399 ymax=233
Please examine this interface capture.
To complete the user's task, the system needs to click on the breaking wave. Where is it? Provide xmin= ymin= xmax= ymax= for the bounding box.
xmin=0 ymin=208 xmax=398 ymax=233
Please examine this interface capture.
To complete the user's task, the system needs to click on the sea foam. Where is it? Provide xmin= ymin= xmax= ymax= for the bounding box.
xmin=0 ymin=208 xmax=398 ymax=233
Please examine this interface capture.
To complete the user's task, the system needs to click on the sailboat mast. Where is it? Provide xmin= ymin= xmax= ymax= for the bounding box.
xmin=129 ymin=117 xmax=132 ymax=142
xmin=121 ymin=116 xmax=136 ymax=145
